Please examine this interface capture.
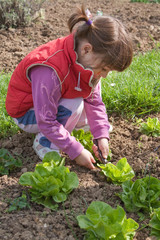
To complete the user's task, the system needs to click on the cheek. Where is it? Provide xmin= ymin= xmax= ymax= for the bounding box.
xmin=94 ymin=71 xmax=101 ymax=78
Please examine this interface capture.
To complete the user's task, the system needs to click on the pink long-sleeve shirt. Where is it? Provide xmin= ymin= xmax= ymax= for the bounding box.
xmin=30 ymin=65 xmax=110 ymax=160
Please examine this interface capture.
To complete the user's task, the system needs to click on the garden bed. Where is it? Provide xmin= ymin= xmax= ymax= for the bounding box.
xmin=1 ymin=115 xmax=160 ymax=239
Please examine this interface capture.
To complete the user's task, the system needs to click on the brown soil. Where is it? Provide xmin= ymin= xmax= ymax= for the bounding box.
xmin=0 ymin=0 xmax=160 ymax=239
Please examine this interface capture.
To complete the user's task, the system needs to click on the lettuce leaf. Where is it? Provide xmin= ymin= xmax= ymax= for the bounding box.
xmin=98 ymin=158 xmax=135 ymax=184
xmin=19 ymin=152 xmax=79 ymax=209
xmin=149 ymin=208 xmax=160 ymax=237
xmin=140 ymin=117 xmax=160 ymax=137
xmin=118 ymin=176 xmax=160 ymax=213
xmin=77 ymin=201 xmax=139 ymax=240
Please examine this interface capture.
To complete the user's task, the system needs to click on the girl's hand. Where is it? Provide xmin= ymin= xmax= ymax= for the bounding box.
xmin=92 ymin=138 xmax=109 ymax=162
xmin=75 ymin=149 xmax=96 ymax=169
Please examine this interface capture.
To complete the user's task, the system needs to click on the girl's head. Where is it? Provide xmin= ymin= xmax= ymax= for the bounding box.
xmin=68 ymin=6 xmax=133 ymax=79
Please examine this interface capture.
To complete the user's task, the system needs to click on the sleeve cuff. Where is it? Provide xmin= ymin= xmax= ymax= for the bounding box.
xmin=92 ymin=128 xmax=110 ymax=140
xmin=64 ymin=140 xmax=84 ymax=160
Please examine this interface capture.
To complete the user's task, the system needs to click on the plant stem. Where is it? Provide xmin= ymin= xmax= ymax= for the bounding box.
xmin=59 ymin=157 xmax=65 ymax=166
xmin=62 ymin=203 xmax=79 ymax=240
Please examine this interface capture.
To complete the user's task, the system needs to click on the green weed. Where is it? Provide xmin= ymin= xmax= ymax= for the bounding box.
xmin=7 ymin=192 xmax=30 ymax=212
xmin=0 ymin=72 xmax=19 ymax=138
xmin=0 ymin=148 xmax=22 ymax=175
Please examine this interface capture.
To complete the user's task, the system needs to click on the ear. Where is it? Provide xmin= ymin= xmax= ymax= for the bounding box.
xmin=81 ymin=43 xmax=93 ymax=56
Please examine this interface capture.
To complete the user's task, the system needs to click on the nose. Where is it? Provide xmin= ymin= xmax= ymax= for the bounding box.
xmin=101 ymin=72 xmax=107 ymax=78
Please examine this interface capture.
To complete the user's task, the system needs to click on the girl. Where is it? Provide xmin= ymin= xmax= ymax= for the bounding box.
xmin=6 ymin=6 xmax=133 ymax=169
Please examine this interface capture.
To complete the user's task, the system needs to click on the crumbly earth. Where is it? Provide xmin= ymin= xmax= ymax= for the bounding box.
xmin=0 ymin=0 xmax=160 ymax=239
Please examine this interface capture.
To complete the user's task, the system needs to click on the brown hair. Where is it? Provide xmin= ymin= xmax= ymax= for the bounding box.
xmin=68 ymin=6 xmax=133 ymax=72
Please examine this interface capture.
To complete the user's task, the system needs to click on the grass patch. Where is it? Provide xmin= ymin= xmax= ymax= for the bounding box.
xmin=0 ymin=72 xmax=19 ymax=138
xmin=102 ymin=49 xmax=160 ymax=118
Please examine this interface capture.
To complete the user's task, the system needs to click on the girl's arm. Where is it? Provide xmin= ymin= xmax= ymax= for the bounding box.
xmin=84 ymin=82 xmax=110 ymax=160
xmin=84 ymin=82 xmax=110 ymax=140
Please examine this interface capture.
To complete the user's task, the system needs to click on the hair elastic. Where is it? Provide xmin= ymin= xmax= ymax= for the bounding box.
xmin=86 ymin=19 xmax=92 ymax=26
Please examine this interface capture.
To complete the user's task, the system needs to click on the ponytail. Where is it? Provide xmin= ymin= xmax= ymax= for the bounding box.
xmin=67 ymin=5 xmax=133 ymax=72
xmin=68 ymin=5 xmax=91 ymax=32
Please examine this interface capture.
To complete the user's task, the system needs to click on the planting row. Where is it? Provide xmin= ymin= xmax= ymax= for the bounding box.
xmin=1 ymin=116 xmax=160 ymax=239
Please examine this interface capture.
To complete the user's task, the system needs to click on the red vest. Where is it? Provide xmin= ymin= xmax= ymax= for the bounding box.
xmin=6 ymin=34 xmax=94 ymax=118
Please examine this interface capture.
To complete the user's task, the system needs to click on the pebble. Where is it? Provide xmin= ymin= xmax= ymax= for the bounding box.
xmin=21 ymin=168 xmax=28 ymax=173
xmin=21 ymin=219 xmax=29 ymax=227
xmin=140 ymin=135 xmax=149 ymax=142
xmin=44 ymin=223 xmax=47 ymax=228
xmin=0 ymin=201 xmax=8 ymax=208
xmin=146 ymin=237 xmax=157 ymax=240
xmin=21 ymin=230 xmax=33 ymax=239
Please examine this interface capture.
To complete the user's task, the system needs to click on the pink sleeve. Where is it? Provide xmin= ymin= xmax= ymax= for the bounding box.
xmin=30 ymin=65 xmax=83 ymax=159
xmin=84 ymin=82 xmax=110 ymax=140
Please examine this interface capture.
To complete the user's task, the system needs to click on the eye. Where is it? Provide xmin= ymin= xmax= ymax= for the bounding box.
xmin=102 ymin=68 xmax=108 ymax=72
xmin=102 ymin=67 xmax=111 ymax=73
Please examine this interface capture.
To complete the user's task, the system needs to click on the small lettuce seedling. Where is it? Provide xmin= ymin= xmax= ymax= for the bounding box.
xmin=72 ymin=129 xmax=93 ymax=152
xmin=139 ymin=117 xmax=160 ymax=137
xmin=97 ymin=158 xmax=135 ymax=184
xmin=149 ymin=208 xmax=160 ymax=238
xmin=19 ymin=152 xmax=79 ymax=210
xmin=72 ymin=129 xmax=112 ymax=162
xmin=0 ymin=148 xmax=22 ymax=176
xmin=77 ymin=201 xmax=139 ymax=240
xmin=118 ymin=176 xmax=160 ymax=213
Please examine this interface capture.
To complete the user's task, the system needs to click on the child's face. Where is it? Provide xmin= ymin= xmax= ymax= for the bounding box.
xmin=77 ymin=41 xmax=111 ymax=82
